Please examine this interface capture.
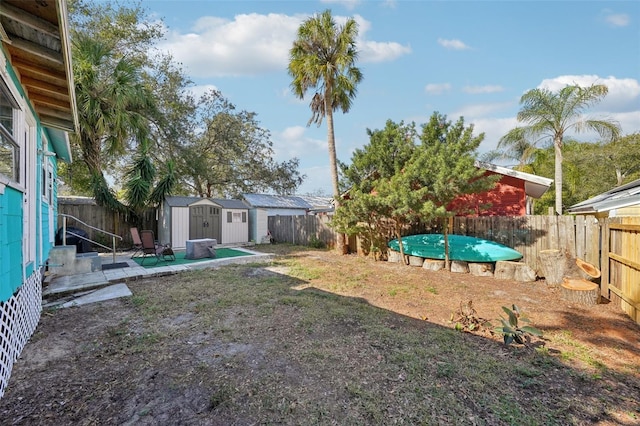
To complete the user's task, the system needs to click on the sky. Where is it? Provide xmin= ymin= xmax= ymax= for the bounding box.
xmin=139 ymin=0 xmax=639 ymax=195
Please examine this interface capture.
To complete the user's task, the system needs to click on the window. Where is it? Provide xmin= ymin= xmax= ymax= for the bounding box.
xmin=42 ymin=162 xmax=53 ymax=204
xmin=227 ymin=212 xmax=244 ymax=223
xmin=0 ymin=79 xmax=20 ymax=182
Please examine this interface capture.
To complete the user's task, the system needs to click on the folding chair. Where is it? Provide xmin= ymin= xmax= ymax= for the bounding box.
xmin=130 ymin=227 xmax=143 ymax=258
xmin=139 ymin=230 xmax=174 ymax=265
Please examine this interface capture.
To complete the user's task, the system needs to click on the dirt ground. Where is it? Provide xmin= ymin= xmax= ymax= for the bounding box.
xmin=0 ymin=245 xmax=638 ymax=425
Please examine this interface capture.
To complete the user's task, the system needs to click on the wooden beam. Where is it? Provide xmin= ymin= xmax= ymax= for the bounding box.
xmin=35 ymin=103 xmax=73 ymax=119
xmin=39 ymin=115 xmax=75 ymax=133
xmin=609 ymin=252 xmax=640 ymax=272
xmin=0 ymin=20 xmax=10 ymax=43
xmin=10 ymin=57 xmax=67 ymax=85
xmin=0 ymin=2 xmax=60 ymax=39
xmin=7 ymin=37 xmax=63 ymax=66
xmin=20 ymin=75 xmax=69 ymax=99
xmin=29 ymin=92 xmax=71 ymax=110
xmin=609 ymin=223 xmax=640 ymax=232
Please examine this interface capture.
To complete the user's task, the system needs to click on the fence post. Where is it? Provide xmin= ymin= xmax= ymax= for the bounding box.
xmin=600 ymin=218 xmax=610 ymax=300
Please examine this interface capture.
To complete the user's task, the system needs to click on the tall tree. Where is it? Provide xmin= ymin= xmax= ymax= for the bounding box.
xmin=334 ymin=121 xmax=418 ymax=258
xmin=180 ymin=91 xmax=304 ymax=198
xmin=500 ymin=83 xmax=620 ymax=214
xmin=71 ymin=34 xmax=159 ymax=211
xmin=407 ymin=113 xmax=498 ymax=269
xmin=288 ymin=10 xmax=363 ymax=200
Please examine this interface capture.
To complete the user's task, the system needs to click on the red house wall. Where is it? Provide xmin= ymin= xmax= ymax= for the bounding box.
xmin=450 ymin=172 xmax=527 ymax=217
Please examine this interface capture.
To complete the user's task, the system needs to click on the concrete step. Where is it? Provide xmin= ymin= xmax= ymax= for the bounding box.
xmin=48 ymin=246 xmax=101 ymax=276
xmin=43 ymin=283 xmax=132 ymax=309
xmin=43 ymin=271 xmax=110 ymax=299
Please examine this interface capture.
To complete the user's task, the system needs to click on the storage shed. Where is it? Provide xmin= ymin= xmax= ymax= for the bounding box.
xmin=242 ymin=194 xmax=333 ymax=244
xmin=450 ymin=162 xmax=553 ymax=216
xmin=567 ymin=178 xmax=640 ymax=218
xmin=158 ymin=196 xmax=249 ymax=249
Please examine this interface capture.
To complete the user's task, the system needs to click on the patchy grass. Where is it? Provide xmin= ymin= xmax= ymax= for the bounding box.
xmin=1 ymin=245 xmax=638 ymax=425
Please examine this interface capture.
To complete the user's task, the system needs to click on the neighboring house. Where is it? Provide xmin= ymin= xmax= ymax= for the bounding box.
xmin=158 ymin=196 xmax=249 ymax=249
xmin=0 ymin=0 xmax=78 ymax=396
xmin=450 ymin=162 xmax=553 ymax=216
xmin=567 ymin=178 xmax=640 ymax=218
xmin=242 ymin=193 xmax=333 ymax=243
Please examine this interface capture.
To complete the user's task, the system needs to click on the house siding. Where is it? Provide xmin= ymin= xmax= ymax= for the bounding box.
xmin=451 ymin=173 xmax=527 ymax=217
xmin=0 ymin=187 xmax=24 ymax=300
xmin=0 ymin=55 xmax=47 ymax=397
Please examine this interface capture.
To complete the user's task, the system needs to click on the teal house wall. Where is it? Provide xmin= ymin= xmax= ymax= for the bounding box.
xmin=0 ymin=0 xmax=77 ymax=398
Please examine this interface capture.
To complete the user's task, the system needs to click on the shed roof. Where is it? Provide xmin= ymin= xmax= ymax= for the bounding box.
xmin=567 ymin=178 xmax=640 ymax=214
xmin=243 ymin=193 xmax=317 ymax=209
xmin=475 ymin=161 xmax=553 ymax=199
xmin=165 ymin=196 xmax=248 ymax=209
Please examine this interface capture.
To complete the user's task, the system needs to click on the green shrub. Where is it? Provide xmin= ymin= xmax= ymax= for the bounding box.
xmin=496 ymin=304 xmax=543 ymax=345
xmin=308 ymin=235 xmax=326 ymax=249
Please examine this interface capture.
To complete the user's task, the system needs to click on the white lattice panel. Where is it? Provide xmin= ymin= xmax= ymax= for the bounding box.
xmin=0 ymin=269 xmax=42 ymax=397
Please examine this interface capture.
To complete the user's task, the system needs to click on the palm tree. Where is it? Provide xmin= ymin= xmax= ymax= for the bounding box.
xmin=72 ymin=34 xmax=158 ymax=211
xmin=500 ymin=83 xmax=620 ymax=214
xmin=288 ymin=9 xmax=363 ymax=202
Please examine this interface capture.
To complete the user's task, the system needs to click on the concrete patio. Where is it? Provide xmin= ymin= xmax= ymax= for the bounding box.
xmin=43 ymin=246 xmax=275 ymax=309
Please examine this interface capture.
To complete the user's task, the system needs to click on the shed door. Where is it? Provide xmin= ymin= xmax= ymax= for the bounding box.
xmin=189 ymin=205 xmax=220 ymax=241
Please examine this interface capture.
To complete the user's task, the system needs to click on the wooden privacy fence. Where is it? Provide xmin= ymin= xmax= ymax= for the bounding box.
xmin=250 ymin=213 xmax=640 ymax=324
xmin=601 ymin=218 xmax=640 ymax=323
xmin=268 ymin=215 xmax=335 ymax=247
xmin=452 ymin=215 xmax=601 ymax=274
xmin=58 ymin=197 xmax=156 ymax=250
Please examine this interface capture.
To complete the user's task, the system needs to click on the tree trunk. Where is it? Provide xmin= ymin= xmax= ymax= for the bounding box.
xmin=443 ymin=219 xmax=451 ymax=271
xmin=422 ymin=259 xmax=445 ymax=271
xmin=554 ymin=136 xmax=563 ymax=215
xmin=495 ymin=261 xmax=537 ymax=282
xmin=538 ymin=249 xmax=568 ymax=287
xmin=469 ymin=262 xmax=494 ymax=277
xmin=325 ymin=99 xmax=344 ymax=254
xmin=394 ymin=224 xmax=408 ymax=265
xmin=561 ymin=278 xmax=600 ymax=306
xmin=576 ymin=258 xmax=601 ymax=280
xmin=538 ymin=250 xmax=600 ymax=286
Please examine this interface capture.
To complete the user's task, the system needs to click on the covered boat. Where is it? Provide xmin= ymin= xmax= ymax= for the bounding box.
xmin=388 ymin=234 xmax=522 ymax=262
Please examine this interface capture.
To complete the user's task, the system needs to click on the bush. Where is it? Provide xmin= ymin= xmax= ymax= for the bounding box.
xmin=308 ymin=235 xmax=326 ymax=249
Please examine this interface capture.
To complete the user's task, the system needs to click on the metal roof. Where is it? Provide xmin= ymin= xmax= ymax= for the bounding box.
xmin=165 ymin=196 xmax=248 ymax=209
xmin=475 ymin=161 xmax=553 ymax=199
xmin=242 ymin=193 xmax=315 ymax=209
xmin=567 ymin=178 xmax=640 ymax=214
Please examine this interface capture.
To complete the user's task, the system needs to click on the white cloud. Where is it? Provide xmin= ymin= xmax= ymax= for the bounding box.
xmin=463 ymin=85 xmax=505 ymax=94
xmin=381 ymin=0 xmax=397 ymax=9
xmin=537 ymin=75 xmax=640 ymax=113
xmin=603 ymin=11 xmax=630 ymax=27
xmin=472 ymin=117 xmax=520 ymax=155
xmin=452 ymin=101 xmax=515 ymax=120
xmin=353 ymin=15 xmax=411 ymax=62
xmin=358 ymin=40 xmax=412 ymax=62
xmin=157 ymin=13 xmax=409 ymax=78
xmin=187 ymin=84 xmax=219 ymax=100
xmin=272 ymin=126 xmax=327 ymax=162
xmin=425 ymin=83 xmax=451 ymax=95
xmin=437 ymin=38 xmax=470 ymax=50
xmin=158 ymin=13 xmax=302 ymax=77
xmin=296 ymin=165 xmax=333 ymax=195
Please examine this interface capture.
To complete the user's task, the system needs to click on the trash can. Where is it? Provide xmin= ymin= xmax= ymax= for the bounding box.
xmin=56 ymin=226 xmax=92 ymax=253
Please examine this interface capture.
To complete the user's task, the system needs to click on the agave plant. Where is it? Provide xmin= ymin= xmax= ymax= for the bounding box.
xmin=497 ymin=304 xmax=543 ymax=345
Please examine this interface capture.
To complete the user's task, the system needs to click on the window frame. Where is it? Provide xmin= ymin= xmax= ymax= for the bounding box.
xmin=0 ymin=75 xmax=22 ymax=185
